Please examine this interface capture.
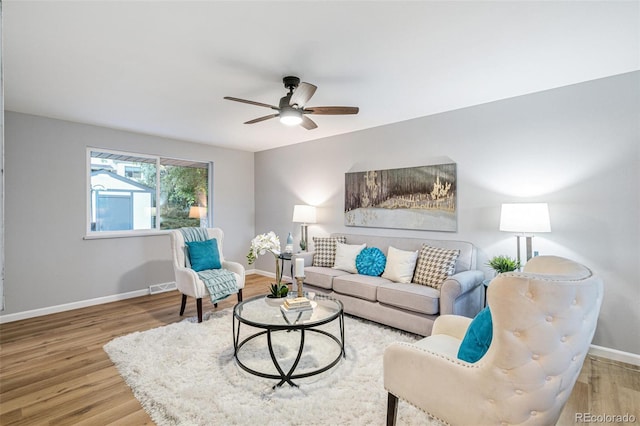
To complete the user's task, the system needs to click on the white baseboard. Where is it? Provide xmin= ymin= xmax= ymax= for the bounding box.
xmin=0 ymin=288 xmax=150 ymax=324
xmin=251 ymin=268 xmax=272 ymax=278
xmin=253 ymin=269 xmax=293 ymax=282
xmin=589 ymin=344 xmax=640 ymax=366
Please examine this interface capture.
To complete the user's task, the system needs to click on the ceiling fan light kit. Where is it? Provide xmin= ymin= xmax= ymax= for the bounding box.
xmin=225 ymin=76 xmax=359 ymax=130
xmin=279 ymin=109 xmax=303 ymax=126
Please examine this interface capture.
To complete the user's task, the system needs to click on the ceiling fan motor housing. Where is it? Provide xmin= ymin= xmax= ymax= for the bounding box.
xmin=279 ymin=95 xmax=294 ymax=109
xmin=283 ymin=76 xmax=300 ymax=90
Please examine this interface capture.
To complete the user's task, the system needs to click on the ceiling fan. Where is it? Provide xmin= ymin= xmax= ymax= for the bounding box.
xmin=224 ymin=76 xmax=359 ymax=130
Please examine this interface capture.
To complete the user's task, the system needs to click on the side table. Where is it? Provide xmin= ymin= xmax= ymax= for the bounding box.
xmin=278 ymin=252 xmax=294 ymax=282
xmin=482 ymin=279 xmax=492 ymax=307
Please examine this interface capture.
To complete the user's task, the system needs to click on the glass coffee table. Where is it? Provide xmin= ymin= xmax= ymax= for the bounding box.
xmin=233 ymin=293 xmax=344 ymax=388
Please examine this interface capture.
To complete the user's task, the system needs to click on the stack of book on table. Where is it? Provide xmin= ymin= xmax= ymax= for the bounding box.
xmin=280 ymin=297 xmax=313 ymax=313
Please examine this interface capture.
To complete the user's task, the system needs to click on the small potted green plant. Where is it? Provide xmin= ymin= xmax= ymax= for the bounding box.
xmin=267 ymin=283 xmax=289 ymax=299
xmin=486 ymin=255 xmax=521 ymax=275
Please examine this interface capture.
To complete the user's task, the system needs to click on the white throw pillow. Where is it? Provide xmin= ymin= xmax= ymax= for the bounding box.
xmin=381 ymin=246 xmax=419 ymax=283
xmin=333 ymin=243 xmax=367 ymax=273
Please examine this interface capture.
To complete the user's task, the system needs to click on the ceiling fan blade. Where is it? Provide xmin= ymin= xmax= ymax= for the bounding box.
xmin=304 ymin=106 xmax=359 ymax=115
xmin=300 ymin=115 xmax=318 ymax=130
xmin=224 ymin=96 xmax=279 ymax=110
xmin=244 ymin=114 xmax=279 ymax=124
xmin=289 ymin=82 xmax=317 ymax=108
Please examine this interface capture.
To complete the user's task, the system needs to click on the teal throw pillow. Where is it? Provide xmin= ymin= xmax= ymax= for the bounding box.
xmin=185 ymin=238 xmax=221 ymax=272
xmin=355 ymin=247 xmax=387 ymax=276
xmin=457 ymin=307 xmax=493 ymax=363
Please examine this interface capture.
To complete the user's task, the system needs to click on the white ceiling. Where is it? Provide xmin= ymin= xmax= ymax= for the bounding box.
xmin=4 ymin=1 xmax=639 ymax=152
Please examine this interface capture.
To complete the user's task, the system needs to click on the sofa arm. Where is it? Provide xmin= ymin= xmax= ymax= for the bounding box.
xmin=440 ymin=270 xmax=484 ymax=315
xmin=292 ymin=251 xmax=315 ymax=266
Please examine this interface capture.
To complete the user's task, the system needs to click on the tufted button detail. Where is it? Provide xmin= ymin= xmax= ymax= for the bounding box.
xmin=546 ymin=376 xmax=552 ymax=381
xmin=532 ymin=353 xmax=540 ymax=360
xmin=572 ymin=355 xmax=578 ymax=361
xmin=531 ymin=411 xmax=537 ymax=416
xmin=572 ymin=299 xmax=578 ymax=305
xmin=546 ymin=315 xmax=553 ymax=322
xmin=561 ymin=336 xmax=568 ymax=342
xmin=502 ymin=369 xmax=509 ymax=375
xmin=488 ymin=399 xmax=495 ymax=404
xmin=513 ymin=331 xmax=521 ymax=337
xmin=526 ymin=292 xmax=533 ymax=298
xmin=515 ymin=389 xmax=523 ymax=395
xmin=501 ymin=422 xmax=508 ymax=426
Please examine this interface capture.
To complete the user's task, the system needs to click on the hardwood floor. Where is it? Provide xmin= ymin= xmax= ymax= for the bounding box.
xmin=1 ymin=274 xmax=638 ymax=425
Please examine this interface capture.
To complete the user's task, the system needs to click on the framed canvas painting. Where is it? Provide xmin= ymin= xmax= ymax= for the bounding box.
xmin=344 ymin=163 xmax=457 ymax=231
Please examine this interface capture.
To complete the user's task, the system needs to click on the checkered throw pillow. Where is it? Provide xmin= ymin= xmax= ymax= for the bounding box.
xmin=412 ymin=245 xmax=460 ymax=289
xmin=312 ymin=236 xmax=347 ymax=267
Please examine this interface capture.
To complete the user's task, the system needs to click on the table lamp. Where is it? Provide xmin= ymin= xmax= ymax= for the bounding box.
xmin=292 ymin=205 xmax=316 ymax=251
xmin=499 ymin=203 xmax=551 ymax=264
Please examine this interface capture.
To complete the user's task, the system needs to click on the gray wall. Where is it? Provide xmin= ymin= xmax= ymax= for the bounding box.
xmin=255 ymin=72 xmax=640 ymax=355
xmin=2 ymin=112 xmax=254 ymax=315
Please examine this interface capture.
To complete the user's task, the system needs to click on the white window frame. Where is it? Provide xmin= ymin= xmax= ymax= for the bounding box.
xmin=85 ymin=147 xmax=213 ymax=239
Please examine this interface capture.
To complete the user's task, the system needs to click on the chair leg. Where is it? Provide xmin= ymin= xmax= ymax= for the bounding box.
xmin=387 ymin=393 xmax=398 ymax=426
xmin=237 ymin=288 xmax=243 ymax=302
xmin=197 ymin=298 xmax=203 ymax=323
xmin=179 ymin=294 xmax=187 ymax=316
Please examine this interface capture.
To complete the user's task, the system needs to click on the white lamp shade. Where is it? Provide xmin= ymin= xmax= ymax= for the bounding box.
xmin=188 ymin=206 xmax=207 ymax=218
xmin=500 ymin=203 xmax=551 ymax=233
xmin=292 ymin=205 xmax=317 ymax=224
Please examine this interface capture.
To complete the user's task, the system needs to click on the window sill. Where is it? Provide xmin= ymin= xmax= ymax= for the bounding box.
xmin=84 ymin=230 xmax=171 ymax=240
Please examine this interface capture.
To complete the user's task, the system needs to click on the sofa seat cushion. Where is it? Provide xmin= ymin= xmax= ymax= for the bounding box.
xmin=304 ymin=266 xmax=351 ymax=290
xmin=377 ymin=282 xmax=440 ymax=315
xmin=333 ymin=274 xmax=392 ymax=302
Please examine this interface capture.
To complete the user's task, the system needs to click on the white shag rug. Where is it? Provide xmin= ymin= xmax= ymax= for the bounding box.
xmin=104 ymin=309 xmax=443 ymax=426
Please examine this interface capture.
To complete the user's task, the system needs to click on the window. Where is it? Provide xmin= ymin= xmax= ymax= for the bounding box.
xmin=88 ymin=149 xmax=211 ymax=235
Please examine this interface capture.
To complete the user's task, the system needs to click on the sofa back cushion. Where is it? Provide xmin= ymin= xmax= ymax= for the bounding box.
xmin=331 ymin=233 xmax=475 ymax=273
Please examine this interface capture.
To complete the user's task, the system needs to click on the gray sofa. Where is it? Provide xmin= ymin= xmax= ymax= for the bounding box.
xmin=294 ymin=233 xmax=484 ymax=336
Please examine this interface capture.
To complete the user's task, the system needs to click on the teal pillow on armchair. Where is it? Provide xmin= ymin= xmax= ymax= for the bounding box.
xmin=457 ymin=307 xmax=493 ymax=363
xmin=185 ymin=238 xmax=221 ymax=272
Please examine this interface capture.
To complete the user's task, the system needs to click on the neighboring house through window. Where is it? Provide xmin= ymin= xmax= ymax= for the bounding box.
xmin=88 ymin=149 xmax=212 ymax=235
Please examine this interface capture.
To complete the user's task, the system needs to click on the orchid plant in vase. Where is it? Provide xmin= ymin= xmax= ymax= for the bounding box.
xmin=247 ymin=231 xmax=288 ymax=298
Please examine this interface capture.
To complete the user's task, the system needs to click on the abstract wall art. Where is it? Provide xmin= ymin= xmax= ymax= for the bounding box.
xmin=344 ymin=163 xmax=457 ymax=231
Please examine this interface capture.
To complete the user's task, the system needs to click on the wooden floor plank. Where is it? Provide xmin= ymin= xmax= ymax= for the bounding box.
xmin=1 ymin=274 xmax=637 ymax=425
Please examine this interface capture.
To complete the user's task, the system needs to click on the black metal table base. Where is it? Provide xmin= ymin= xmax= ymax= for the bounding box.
xmin=233 ymin=313 xmax=345 ymax=388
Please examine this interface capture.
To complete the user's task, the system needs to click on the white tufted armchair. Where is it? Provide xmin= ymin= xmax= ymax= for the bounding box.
xmin=383 ymin=255 xmax=603 ymax=426
xmin=170 ymin=228 xmax=245 ymax=322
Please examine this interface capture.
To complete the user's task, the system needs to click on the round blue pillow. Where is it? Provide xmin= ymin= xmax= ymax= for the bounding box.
xmin=356 ymin=247 xmax=386 ymax=276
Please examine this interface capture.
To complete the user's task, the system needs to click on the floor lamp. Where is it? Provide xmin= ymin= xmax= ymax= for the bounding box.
xmin=292 ymin=205 xmax=316 ymax=251
xmin=499 ymin=203 xmax=551 ymax=265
